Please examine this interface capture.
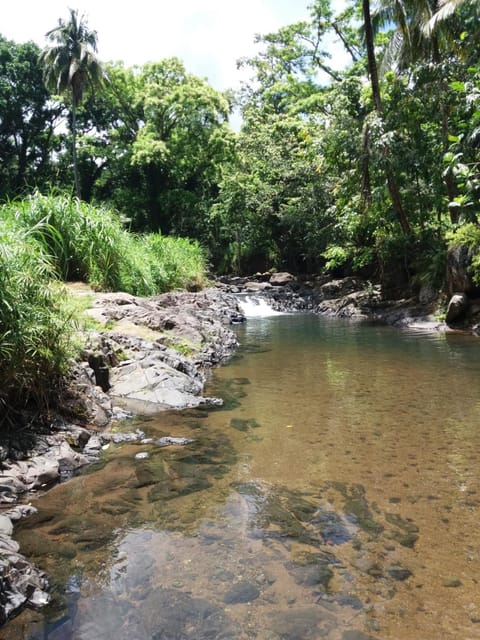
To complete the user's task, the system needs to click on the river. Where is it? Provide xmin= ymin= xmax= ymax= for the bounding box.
xmin=4 ymin=312 xmax=480 ymax=639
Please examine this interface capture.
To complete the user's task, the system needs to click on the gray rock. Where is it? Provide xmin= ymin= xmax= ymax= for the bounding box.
xmin=269 ymin=272 xmax=296 ymax=286
xmin=1 ymin=440 xmax=88 ymax=492
xmin=419 ymin=283 xmax=437 ymax=304
xmin=446 ymin=244 xmax=479 ymax=296
xmin=223 ymin=581 xmax=260 ymax=604
xmin=317 ymin=277 xmax=363 ymax=300
xmin=156 ymin=436 xmax=193 ymax=447
xmin=0 ymin=534 xmax=19 ymax=553
xmin=446 ymin=292 xmax=469 ymax=325
xmin=28 ymin=588 xmax=50 ymax=608
xmin=0 ymin=516 xmax=13 ymax=537
xmin=4 ymin=505 xmax=37 ymax=522
xmin=82 ymin=435 xmax=103 ymax=460
xmin=109 ymin=430 xmax=145 ymax=444
xmin=244 ymin=281 xmax=272 ymax=292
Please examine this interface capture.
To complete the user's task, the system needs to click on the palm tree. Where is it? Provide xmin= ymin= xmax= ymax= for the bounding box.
xmin=373 ymin=0 xmax=439 ymax=73
xmin=40 ymin=9 xmax=105 ymax=198
xmin=425 ymin=0 xmax=478 ymax=35
xmin=372 ymin=0 xmax=464 ymax=221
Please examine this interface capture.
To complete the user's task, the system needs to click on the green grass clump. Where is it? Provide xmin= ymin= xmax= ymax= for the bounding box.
xmin=1 ymin=193 xmax=208 ymax=294
xmin=144 ymin=233 xmax=207 ymax=292
xmin=0 ymin=220 xmax=75 ymax=428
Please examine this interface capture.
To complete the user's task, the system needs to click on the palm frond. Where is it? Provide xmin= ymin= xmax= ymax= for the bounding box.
xmin=424 ymin=0 xmax=467 ymax=35
xmin=379 ymin=30 xmax=405 ymax=75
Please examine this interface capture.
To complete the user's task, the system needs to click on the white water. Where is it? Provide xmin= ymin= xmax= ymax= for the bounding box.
xmin=237 ymin=295 xmax=283 ymax=317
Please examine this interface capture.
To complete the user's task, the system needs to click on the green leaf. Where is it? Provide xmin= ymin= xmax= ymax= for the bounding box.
xmin=449 ymin=81 xmax=465 ymax=92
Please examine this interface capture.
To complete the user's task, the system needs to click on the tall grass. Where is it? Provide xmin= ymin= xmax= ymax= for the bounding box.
xmin=0 ymin=220 xmax=74 ymax=428
xmin=2 ymin=193 xmax=208 ymax=294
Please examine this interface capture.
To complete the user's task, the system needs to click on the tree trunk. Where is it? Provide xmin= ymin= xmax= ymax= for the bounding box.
xmin=362 ymin=0 xmax=411 ymax=235
xmin=71 ymin=99 xmax=81 ymax=199
xmin=361 ymin=123 xmax=372 ymax=208
xmin=432 ymin=34 xmax=458 ymax=223
xmin=363 ymin=0 xmax=382 ymax=115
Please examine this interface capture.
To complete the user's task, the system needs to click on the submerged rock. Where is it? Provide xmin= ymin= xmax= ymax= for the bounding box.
xmin=223 ymin=581 xmax=260 ymax=604
xmin=387 ymin=564 xmax=412 ymax=581
xmin=342 ymin=632 xmax=380 ymax=640
xmin=156 ymin=436 xmax=193 ymax=447
xmin=267 ymin=607 xmax=335 ymax=639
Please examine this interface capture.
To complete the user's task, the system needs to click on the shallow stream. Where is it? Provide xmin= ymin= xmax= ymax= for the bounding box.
xmin=4 ymin=313 xmax=480 ymax=639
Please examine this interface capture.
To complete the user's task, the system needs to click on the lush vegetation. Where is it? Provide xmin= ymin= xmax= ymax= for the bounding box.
xmin=0 ymin=219 xmax=74 ymax=428
xmin=2 ymin=2 xmax=479 ymax=283
xmin=1 ymin=1 xmax=480 ymax=422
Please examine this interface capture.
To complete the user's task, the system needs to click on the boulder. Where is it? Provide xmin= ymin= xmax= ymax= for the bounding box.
xmin=446 ymin=244 xmax=479 ymax=296
xmin=1 ymin=438 xmax=89 ymax=492
xmin=244 ymin=281 xmax=272 ymax=292
xmin=316 ymin=277 xmax=363 ymax=300
xmin=269 ymin=272 xmax=296 ymax=286
xmin=445 ymin=293 xmax=469 ymax=325
xmin=419 ymin=283 xmax=437 ymax=305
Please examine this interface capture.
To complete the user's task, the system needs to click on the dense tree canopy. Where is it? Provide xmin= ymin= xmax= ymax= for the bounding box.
xmin=1 ymin=0 xmax=479 ymax=286
xmin=0 ymin=35 xmax=62 ymax=196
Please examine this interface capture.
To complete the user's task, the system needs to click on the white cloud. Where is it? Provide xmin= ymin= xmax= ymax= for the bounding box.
xmin=1 ymin=0 xmax=312 ymax=90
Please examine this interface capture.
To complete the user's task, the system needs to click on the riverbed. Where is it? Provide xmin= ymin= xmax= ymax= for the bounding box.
xmin=4 ymin=312 xmax=480 ymax=639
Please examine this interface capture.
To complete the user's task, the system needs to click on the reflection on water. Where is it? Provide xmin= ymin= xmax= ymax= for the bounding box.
xmin=5 ymin=315 xmax=480 ymax=639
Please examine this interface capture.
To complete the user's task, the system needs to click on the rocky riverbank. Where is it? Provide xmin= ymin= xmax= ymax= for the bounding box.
xmin=221 ymin=271 xmax=480 ymax=334
xmin=0 ymin=286 xmax=243 ymax=624
xmin=220 ymin=273 xmax=445 ymax=330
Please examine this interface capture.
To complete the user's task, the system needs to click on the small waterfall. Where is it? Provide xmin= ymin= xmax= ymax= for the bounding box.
xmin=237 ymin=295 xmax=283 ymax=318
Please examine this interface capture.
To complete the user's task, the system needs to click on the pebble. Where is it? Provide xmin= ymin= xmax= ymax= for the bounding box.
xmin=443 ymin=578 xmax=462 ymax=588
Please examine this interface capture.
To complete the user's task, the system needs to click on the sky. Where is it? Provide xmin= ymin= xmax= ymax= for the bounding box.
xmin=1 ymin=0 xmax=324 ymax=92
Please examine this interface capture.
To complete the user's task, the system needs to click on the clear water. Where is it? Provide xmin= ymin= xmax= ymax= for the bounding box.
xmin=5 ymin=314 xmax=480 ymax=639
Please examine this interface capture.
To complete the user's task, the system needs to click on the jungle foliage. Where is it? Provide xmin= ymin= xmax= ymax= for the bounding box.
xmin=2 ymin=1 xmax=479 ymax=284
xmin=1 ymin=1 xmax=479 ymax=422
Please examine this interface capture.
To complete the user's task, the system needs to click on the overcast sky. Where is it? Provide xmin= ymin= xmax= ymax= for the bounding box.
xmin=1 ymin=0 xmax=322 ymax=91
